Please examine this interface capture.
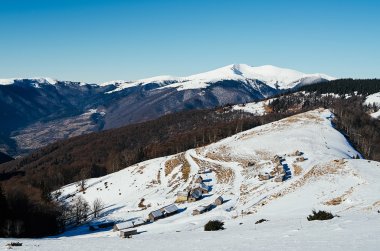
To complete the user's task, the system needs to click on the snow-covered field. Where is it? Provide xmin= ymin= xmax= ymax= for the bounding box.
xmin=2 ymin=108 xmax=380 ymax=250
xmin=1 ymin=214 xmax=379 ymax=251
xmin=231 ymin=99 xmax=270 ymax=115
xmin=364 ymin=92 xmax=380 ymax=118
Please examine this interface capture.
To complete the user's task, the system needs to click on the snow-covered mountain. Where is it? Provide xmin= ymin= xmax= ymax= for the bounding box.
xmin=0 ymin=65 xmax=334 ymax=156
xmin=27 ymin=108 xmax=379 ymax=250
xmin=106 ymin=64 xmax=335 ymax=92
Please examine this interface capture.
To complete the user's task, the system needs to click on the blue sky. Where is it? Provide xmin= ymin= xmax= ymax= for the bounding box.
xmin=0 ymin=0 xmax=379 ymax=83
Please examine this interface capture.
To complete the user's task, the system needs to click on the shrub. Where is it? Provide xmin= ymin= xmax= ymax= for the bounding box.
xmin=307 ymin=210 xmax=334 ymax=221
xmin=204 ymin=220 xmax=224 ymax=231
xmin=255 ymin=219 xmax=268 ymax=224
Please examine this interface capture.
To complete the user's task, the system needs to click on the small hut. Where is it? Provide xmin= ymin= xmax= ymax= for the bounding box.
xmin=293 ymin=150 xmax=302 ymax=156
xmin=119 ymin=229 xmax=137 ymax=238
xmin=296 ymin=156 xmax=305 ymax=162
xmin=195 ymin=175 xmax=203 ymax=183
xmin=188 ymin=189 xmax=202 ymax=202
xmin=198 ymin=182 xmax=210 ymax=194
xmin=274 ymin=175 xmax=284 ymax=182
xmin=113 ymin=218 xmax=145 ymax=231
xmin=176 ymin=191 xmax=189 ymax=203
xmin=258 ymin=174 xmax=270 ymax=181
xmin=214 ymin=196 xmax=224 ymax=205
xmin=162 ymin=204 xmax=179 ymax=217
xmin=192 ymin=204 xmax=213 ymax=215
xmin=148 ymin=209 xmax=164 ymax=222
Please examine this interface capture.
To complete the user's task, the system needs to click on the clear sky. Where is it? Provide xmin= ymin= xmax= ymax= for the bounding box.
xmin=0 ymin=0 xmax=379 ymax=83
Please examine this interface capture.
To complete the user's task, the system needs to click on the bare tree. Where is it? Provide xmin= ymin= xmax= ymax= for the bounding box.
xmin=92 ymin=198 xmax=104 ymax=219
xmin=72 ymin=196 xmax=89 ymax=225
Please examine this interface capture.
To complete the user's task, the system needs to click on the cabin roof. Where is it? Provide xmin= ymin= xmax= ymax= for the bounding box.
xmin=150 ymin=209 xmax=163 ymax=218
xmin=115 ymin=221 xmax=134 ymax=230
xmin=177 ymin=191 xmax=188 ymax=197
xmin=190 ymin=189 xmax=202 ymax=198
xmin=216 ymin=196 xmax=223 ymax=201
xmin=163 ymin=204 xmax=178 ymax=214
xmin=199 ymin=182 xmax=209 ymax=191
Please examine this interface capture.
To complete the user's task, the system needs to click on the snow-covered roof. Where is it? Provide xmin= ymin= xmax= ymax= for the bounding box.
xmin=190 ymin=189 xmax=202 ymax=198
xmin=199 ymin=182 xmax=209 ymax=191
xmin=150 ymin=209 xmax=163 ymax=218
xmin=115 ymin=218 xmax=145 ymax=230
xmin=163 ymin=204 xmax=178 ymax=214
xmin=115 ymin=221 xmax=134 ymax=230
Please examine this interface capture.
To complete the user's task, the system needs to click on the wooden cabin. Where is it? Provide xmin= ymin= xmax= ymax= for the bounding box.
xmin=188 ymin=189 xmax=202 ymax=202
xmin=274 ymin=175 xmax=284 ymax=182
xmin=296 ymin=156 xmax=305 ymax=162
xmin=293 ymin=150 xmax=302 ymax=156
xmin=119 ymin=229 xmax=137 ymax=238
xmin=192 ymin=204 xmax=213 ymax=215
xmin=258 ymin=174 xmax=270 ymax=181
xmin=113 ymin=218 xmax=145 ymax=231
xmin=148 ymin=209 xmax=164 ymax=222
xmin=148 ymin=204 xmax=179 ymax=222
xmin=176 ymin=191 xmax=189 ymax=203
xmin=214 ymin=196 xmax=223 ymax=205
xmin=198 ymin=182 xmax=210 ymax=194
xmin=195 ymin=175 xmax=203 ymax=183
xmin=162 ymin=204 xmax=179 ymax=217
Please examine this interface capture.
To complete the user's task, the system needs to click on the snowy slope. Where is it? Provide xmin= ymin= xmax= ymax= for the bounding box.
xmin=364 ymin=92 xmax=380 ymax=106
xmin=364 ymin=92 xmax=380 ymax=118
xmin=2 ymin=108 xmax=379 ymax=250
xmin=56 ymin=108 xmax=379 ymax=220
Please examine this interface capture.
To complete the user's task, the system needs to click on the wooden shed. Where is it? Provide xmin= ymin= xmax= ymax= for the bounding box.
xmin=162 ymin=204 xmax=179 ymax=217
xmin=274 ymin=175 xmax=284 ymax=182
xmin=148 ymin=209 xmax=164 ymax=222
xmin=113 ymin=218 xmax=145 ymax=231
xmin=258 ymin=173 xmax=270 ymax=181
xmin=188 ymin=189 xmax=202 ymax=202
xmin=119 ymin=229 xmax=137 ymax=238
xmin=195 ymin=175 xmax=203 ymax=183
xmin=148 ymin=204 xmax=179 ymax=222
xmin=214 ymin=196 xmax=223 ymax=205
xmin=198 ymin=182 xmax=210 ymax=194
xmin=176 ymin=191 xmax=189 ymax=203
xmin=296 ymin=156 xmax=305 ymax=162
xmin=192 ymin=204 xmax=213 ymax=215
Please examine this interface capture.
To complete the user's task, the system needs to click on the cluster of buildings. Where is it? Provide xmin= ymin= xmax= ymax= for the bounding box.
xmin=114 ymin=172 xmax=224 ymax=238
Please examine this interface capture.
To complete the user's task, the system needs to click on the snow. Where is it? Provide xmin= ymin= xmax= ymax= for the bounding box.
xmin=1 ymin=213 xmax=379 ymax=250
xmin=102 ymin=64 xmax=335 ymax=93
xmin=231 ymin=99 xmax=270 ymax=115
xmin=159 ymin=64 xmax=335 ymax=91
xmin=370 ymin=110 xmax=380 ymax=119
xmin=364 ymin=92 xmax=380 ymax=107
xmin=1 ymin=64 xmax=334 ymax=92
xmin=0 ymin=77 xmax=58 ymax=86
xmin=3 ymin=108 xmax=380 ymax=250
xmin=364 ymin=92 xmax=380 ymax=118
